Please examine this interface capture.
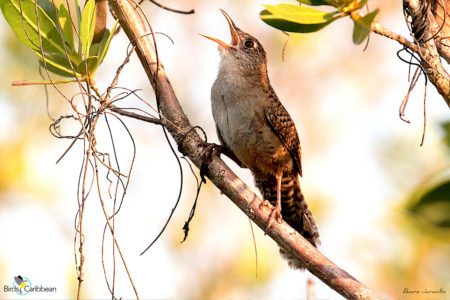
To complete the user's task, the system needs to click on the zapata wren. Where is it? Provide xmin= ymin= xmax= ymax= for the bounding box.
xmin=201 ymin=10 xmax=320 ymax=269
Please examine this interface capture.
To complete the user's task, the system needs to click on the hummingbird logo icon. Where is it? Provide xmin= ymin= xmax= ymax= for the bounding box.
xmin=14 ymin=275 xmax=26 ymax=289
xmin=13 ymin=275 xmax=31 ymax=295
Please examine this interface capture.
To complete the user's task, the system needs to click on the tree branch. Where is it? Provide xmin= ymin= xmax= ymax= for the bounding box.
xmin=371 ymin=1 xmax=450 ymax=107
xmin=372 ymin=22 xmax=419 ymax=52
xmin=430 ymin=0 xmax=450 ymax=64
xmin=107 ymin=0 xmax=380 ymax=298
xmin=404 ymin=0 xmax=450 ymax=107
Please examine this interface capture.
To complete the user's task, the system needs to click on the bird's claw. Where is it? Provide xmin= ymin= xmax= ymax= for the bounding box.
xmin=200 ymin=143 xmax=223 ymax=183
xmin=266 ymin=205 xmax=283 ymax=230
xmin=260 ymin=200 xmax=283 ymax=232
xmin=275 ymin=210 xmax=283 ymax=224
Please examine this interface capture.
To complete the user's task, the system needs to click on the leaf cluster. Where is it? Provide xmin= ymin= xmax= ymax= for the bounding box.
xmin=0 ymin=0 xmax=118 ymax=78
xmin=260 ymin=0 xmax=379 ymax=45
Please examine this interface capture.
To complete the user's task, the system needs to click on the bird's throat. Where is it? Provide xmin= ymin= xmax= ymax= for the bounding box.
xmin=219 ymin=55 xmax=270 ymax=91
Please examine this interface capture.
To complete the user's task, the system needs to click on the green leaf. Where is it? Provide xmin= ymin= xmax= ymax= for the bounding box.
xmin=58 ymin=4 xmax=74 ymax=50
xmin=0 ymin=0 xmax=65 ymax=54
xmin=260 ymin=9 xmax=334 ymax=33
xmin=300 ymin=0 xmax=348 ymax=7
xmin=263 ymin=4 xmax=338 ymax=25
xmin=79 ymin=0 xmax=96 ymax=57
xmin=85 ymin=19 xmax=117 ymax=74
xmin=296 ymin=0 xmax=331 ymax=6
xmin=352 ymin=8 xmax=379 ymax=45
xmin=90 ymin=40 xmax=101 ymax=57
xmin=34 ymin=50 xmax=81 ymax=77
xmin=441 ymin=121 xmax=450 ymax=150
xmin=408 ymin=178 xmax=450 ymax=228
xmin=357 ymin=0 xmax=369 ymax=9
xmin=39 ymin=58 xmax=75 ymax=77
xmin=77 ymin=56 xmax=98 ymax=75
xmin=327 ymin=0 xmax=350 ymax=7
xmin=97 ymin=19 xmax=118 ymax=65
xmin=36 ymin=0 xmax=56 ymax=22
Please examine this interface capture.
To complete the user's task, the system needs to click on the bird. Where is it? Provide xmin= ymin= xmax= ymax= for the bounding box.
xmin=201 ymin=9 xmax=320 ymax=269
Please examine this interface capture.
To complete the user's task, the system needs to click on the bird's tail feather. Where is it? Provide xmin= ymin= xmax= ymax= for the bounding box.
xmin=255 ymin=173 xmax=320 ymax=269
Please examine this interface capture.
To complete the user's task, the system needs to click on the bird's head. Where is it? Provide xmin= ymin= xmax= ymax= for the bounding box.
xmin=201 ymin=9 xmax=267 ymax=76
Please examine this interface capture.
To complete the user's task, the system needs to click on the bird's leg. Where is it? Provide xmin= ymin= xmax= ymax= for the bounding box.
xmin=267 ymin=175 xmax=283 ymax=229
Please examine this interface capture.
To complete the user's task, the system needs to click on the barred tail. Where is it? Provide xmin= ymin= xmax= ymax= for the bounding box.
xmin=255 ymin=173 xmax=320 ymax=269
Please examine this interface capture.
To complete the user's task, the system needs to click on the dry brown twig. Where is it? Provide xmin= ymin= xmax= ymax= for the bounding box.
xmin=15 ymin=0 xmax=167 ymax=298
xmin=28 ymin=3 xmax=146 ymax=299
xmin=145 ymin=0 xmax=194 ymax=14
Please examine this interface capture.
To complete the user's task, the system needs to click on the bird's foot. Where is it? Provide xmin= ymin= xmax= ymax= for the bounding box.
xmin=260 ymin=201 xmax=283 ymax=231
xmin=200 ymin=143 xmax=223 ymax=182
xmin=178 ymin=125 xmax=217 ymax=182
xmin=267 ymin=205 xmax=283 ymax=230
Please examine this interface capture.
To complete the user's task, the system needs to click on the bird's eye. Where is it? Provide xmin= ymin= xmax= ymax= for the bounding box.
xmin=244 ymin=40 xmax=254 ymax=48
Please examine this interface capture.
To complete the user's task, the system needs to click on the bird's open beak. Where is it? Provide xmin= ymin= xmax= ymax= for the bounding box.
xmin=200 ymin=9 xmax=239 ymax=48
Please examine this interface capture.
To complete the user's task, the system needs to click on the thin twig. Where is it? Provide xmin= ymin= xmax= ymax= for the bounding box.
xmin=140 ymin=117 xmax=185 ymax=255
xmin=372 ymin=22 xmax=419 ymax=52
xmin=307 ymin=278 xmax=315 ymax=300
xmin=281 ymin=31 xmax=290 ymax=62
xmin=93 ymin=156 xmax=140 ymax=299
xmin=180 ymin=156 xmax=203 ymax=243
xmin=248 ymin=218 xmax=258 ymax=279
xmin=145 ymin=0 xmax=194 ymax=14
xmin=104 ymin=112 xmax=137 ymax=217
xmin=399 ymin=65 xmax=422 ymax=123
xmin=420 ymin=83 xmax=428 ymax=146
xmin=101 ymin=224 xmax=116 ymax=298
xmin=76 ymin=143 xmax=91 ymax=300
xmin=109 ymin=105 xmax=163 ymax=125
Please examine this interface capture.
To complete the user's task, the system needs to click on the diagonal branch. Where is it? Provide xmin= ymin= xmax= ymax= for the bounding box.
xmin=107 ymin=0 xmax=380 ymax=299
xmin=372 ymin=22 xmax=419 ymax=52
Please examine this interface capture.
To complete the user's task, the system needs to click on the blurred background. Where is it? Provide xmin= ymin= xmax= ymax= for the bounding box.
xmin=0 ymin=0 xmax=449 ymax=299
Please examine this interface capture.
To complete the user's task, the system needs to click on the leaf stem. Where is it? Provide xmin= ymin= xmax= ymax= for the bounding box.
xmin=12 ymin=78 xmax=87 ymax=85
